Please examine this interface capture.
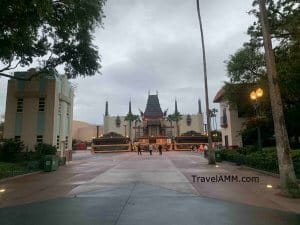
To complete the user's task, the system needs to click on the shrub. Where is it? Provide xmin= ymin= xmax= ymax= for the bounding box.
xmin=291 ymin=150 xmax=300 ymax=179
xmin=35 ymin=143 xmax=57 ymax=156
xmin=220 ymin=150 xmax=246 ymax=165
xmin=0 ymin=139 xmax=24 ymax=162
xmin=222 ymin=148 xmax=300 ymax=179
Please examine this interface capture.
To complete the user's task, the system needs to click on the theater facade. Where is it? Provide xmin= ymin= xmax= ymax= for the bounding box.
xmin=96 ymin=93 xmax=205 ymax=151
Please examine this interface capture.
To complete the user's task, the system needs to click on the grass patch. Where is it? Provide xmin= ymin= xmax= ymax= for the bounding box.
xmin=0 ymin=162 xmax=39 ymax=179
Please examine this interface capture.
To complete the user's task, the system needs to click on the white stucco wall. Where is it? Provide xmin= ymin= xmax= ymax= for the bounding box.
xmin=219 ymin=102 xmax=246 ymax=147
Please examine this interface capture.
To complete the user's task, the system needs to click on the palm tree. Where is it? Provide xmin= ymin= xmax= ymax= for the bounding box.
xmin=124 ymin=113 xmax=139 ymax=141
xmin=173 ymin=112 xmax=183 ymax=137
xmin=196 ymin=0 xmax=214 ymax=164
xmin=134 ymin=116 xmax=141 ymax=141
xmin=167 ymin=114 xmax=175 ymax=138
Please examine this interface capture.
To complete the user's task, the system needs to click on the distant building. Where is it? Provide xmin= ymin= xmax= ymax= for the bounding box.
xmin=103 ymin=93 xmax=204 ymax=144
xmin=72 ymin=120 xmax=103 ymax=142
xmin=213 ymin=87 xmax=246 ymax=148
xmin=3 ymin=70 xmax=74 ymax=157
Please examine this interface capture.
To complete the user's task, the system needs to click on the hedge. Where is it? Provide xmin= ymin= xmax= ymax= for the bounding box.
xmin=220 ymin=148 xmax=300 ymax=179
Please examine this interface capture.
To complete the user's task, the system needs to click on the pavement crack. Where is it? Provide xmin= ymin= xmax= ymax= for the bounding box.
xmin=114 ymin=182 xmax=137 ymax=225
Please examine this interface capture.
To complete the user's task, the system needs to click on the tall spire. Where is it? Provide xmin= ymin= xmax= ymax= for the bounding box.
xmin=175 ymin=99 xmax=178 ymax=114
xmin=198 ymin=99 xmax=202 ymax=114
xmin=128 ymin=100 xmax=132 ymax=114
xmin=105 ymin=101 xmax=109 ymax=116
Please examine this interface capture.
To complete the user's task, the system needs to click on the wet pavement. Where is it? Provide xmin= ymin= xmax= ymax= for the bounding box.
xmin=0 ymin=151 xmax=299 ymax=225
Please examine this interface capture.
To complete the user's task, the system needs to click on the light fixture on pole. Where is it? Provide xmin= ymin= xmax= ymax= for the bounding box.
xmin=250 ymin=88 xmax=263 ymax=151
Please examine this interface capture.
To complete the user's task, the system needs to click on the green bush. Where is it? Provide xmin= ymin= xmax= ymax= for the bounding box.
xmin=220 ymin=150 xmax=246 ymax=165
xmin=291 ymin=151 xmax=300 ymax=179
xmin=0 ymin=139 xmax=24 ymax=162
xmin=35 ymin=143 xmax=57 ymax=157
xmin=221 ymin=148 xmax=300 ymax=179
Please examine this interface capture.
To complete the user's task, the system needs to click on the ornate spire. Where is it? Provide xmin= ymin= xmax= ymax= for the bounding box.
xmin=128 ymin=100 xmax=132 ymax=114
xmin=105 ymin=101 xmax=109 ymax=116
xmin=175 ymin=99 xmax=178 ymax=114
xmin=198 ymin=99 xmax=202 ymax=114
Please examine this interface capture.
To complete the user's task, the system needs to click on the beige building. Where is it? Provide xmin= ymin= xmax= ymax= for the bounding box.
xmin=103 ymin=94 xmax=204 ymax=141
xmin=213 ymin=87 xmax=246 ymax=148
xmin=4 ymin=70 xmax=74 ymax=157
xmin=72 ymin=120 xmax=103 ymax=142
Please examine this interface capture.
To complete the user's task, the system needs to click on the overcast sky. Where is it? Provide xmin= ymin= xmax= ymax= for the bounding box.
xmin=0 ymin=0 xmax=255 ymax=125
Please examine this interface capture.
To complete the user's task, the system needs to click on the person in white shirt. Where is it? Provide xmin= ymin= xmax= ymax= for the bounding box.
xmin=149 ymin=144 xmax=153 ymax=155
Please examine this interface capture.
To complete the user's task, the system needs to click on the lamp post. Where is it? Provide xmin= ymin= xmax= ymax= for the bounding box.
xmin=250 ymin=88 xmax=263 ymax=151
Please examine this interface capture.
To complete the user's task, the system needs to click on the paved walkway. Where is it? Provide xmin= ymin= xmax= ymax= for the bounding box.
xmin=0 ymin=151 xmax=299 ymax=225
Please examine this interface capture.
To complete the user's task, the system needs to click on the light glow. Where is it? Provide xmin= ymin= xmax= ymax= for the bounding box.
xmin=256 ymin=88 xmax=263 ymax=97
xmin=0 ymin=189 xmax=6 ymax=193
xmin=266 ymin=184 xmax=273 ymax=188
xmin=250 ymin=91 xmax=257 ymax=100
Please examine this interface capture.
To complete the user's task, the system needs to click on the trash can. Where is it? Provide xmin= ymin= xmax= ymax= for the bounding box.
xmin=215 ymin=150 xmax=222 ymax=162
xmin=44 ymin=155 xmax=59 ymax=172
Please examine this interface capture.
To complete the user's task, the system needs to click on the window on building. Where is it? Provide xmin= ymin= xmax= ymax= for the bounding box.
xmin=66 ymin=104 xmax=70 ymax=116
xmin=116 ymin=116 xmax=121 ymax=127
xmin=56 ymin=135 xmax=60 ymax=149
xmin=65 ymin=136 xmax=68 ymax=149
xmin=38 ymin=98 xmax=45 ymax=112
xmin=186 ymin=115 xmax=192 ymax=126
xmin=36 ymin=135 xmax=43 ymax=144
xmin=14 ymin=136 xmax=21 ymax=142
xmin=16 ymin=98 xmax=23 ymax=112
xmin=58 ymin=102 xmax=62 ymax=114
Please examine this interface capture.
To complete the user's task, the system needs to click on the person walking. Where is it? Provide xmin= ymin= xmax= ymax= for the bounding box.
xmin=137 ymin=144 xmax=142 ymax=155
xmin=149 ymin=144 xmax=153 ymax=155
xmin=158 ymin=145 xmax=162 ymax=155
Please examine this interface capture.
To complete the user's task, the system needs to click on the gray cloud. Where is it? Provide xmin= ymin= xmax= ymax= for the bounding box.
xmin=0 ymin=0 xmax=255 ymax=126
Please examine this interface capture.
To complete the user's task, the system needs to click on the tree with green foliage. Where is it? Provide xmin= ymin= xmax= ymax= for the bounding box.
xmin=0 ymin=0 xmax=106 ymax=80
xmin=172 ymin=112 xmax=183 ymax=137
xmin=167 ymin=114 xmax=175 ymax=138
xmin=225 ymin=0 xmax=300 ymax=196
xmin=125 ymin=113 xmax=139 ymax=141
xmin=0 ymin=139 xmax=24 ymax=162
xmin=134 ymin=116 xmax=141 ymax=141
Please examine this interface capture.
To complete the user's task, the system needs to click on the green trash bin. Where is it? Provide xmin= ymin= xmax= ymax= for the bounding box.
xmin=215 ymin=150 xmax=222 ymax=162
xmin=44 ymin=155 xmax=59 ymax=172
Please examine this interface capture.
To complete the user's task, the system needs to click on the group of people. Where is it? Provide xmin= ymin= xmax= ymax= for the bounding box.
xmin=137 ymin=143 xmax=163 ymax=155
xmin=191 ymin=144 xmax=208 ymax=153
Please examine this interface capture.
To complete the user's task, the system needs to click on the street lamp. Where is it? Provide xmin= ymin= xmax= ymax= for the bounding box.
xmin=250 ymin=88 xmax=264 ymax=151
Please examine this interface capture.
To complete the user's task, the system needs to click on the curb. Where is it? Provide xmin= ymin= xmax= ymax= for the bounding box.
xmin=0 ymin=171 xmax=42 ymax=183
xmin=241 ymin=165 xmax=300 ymax=183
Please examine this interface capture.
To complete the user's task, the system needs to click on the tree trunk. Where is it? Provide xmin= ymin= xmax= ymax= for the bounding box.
xmin=259 ymin=0 xmax=299 ymax=196
xmin=176 ymin=120 xmax=180 ymax=137
xmin=196 ymin=0 xmax=215 ymax=164
xmin=129 ymin=121 xmax=132 ymax=140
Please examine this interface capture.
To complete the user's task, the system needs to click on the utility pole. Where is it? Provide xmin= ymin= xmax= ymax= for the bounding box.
xmin=196 ymin=0 xmax=215 ymax=164
xmin=258 ymin=0 xmax=299 ymax=195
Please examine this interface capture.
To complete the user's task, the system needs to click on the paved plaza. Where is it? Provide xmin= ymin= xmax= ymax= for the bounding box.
xmin=0 ymin=151 xmax=299 ymax=225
